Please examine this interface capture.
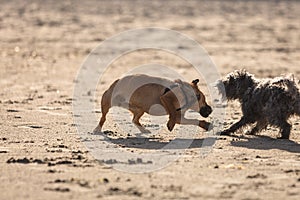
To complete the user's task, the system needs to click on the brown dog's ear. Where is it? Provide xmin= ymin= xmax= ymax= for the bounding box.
xmin=192 ymin=79 xmax=199 ymax=85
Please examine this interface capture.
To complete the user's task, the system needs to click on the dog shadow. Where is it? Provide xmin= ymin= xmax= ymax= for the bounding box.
xmin=95 ymin=131 xmax=300 ymax=152
xmin=230 ymin=135 xmax=300 ymax=153
xmin=104 ymin=135 xmax=216 ymax=150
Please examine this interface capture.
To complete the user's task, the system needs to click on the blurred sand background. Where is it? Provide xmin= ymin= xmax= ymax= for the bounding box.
xmin=0 ymin=0 xmax=300 ymax=199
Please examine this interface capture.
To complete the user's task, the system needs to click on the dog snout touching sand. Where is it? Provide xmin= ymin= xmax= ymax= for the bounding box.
xmin=217 ymin=69 xmax=300 ymax=139
xmin=93 ymin=74 xmax=213 ymax=133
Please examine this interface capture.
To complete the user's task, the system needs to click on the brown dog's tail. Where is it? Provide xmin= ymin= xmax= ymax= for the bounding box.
xmin=101 ymin=79 xmax=120 ymax=112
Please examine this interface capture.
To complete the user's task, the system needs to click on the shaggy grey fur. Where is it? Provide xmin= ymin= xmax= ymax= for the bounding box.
xmin=217 ymin=69 xmax=300 ymax=139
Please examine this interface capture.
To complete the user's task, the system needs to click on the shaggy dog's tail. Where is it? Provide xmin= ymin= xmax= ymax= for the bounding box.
xmin=266 ymin=74 xmax=300 ymax=116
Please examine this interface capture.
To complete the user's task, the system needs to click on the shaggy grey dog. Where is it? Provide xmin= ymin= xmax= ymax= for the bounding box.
xmin=216 ymin=70 xmax=300 ymax=139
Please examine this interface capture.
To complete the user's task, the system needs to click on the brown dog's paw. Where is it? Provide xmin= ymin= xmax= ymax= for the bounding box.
xmin=206 ymin=122 xmax=213 ymax=131
xmin=204 ymin=122 xmax=212 ymax=131
xmin=199 ymin=121 xmax=212 ymax=131
xmin=167 ymin=120 xmax=175 ymax=131
xmin=93 ymin=125 xmax=102 ymax=134
xmin=140 ymin=128 xmax=151 ymax=133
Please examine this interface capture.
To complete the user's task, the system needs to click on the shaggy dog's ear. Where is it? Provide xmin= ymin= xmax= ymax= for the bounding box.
xmin=192 ymin=79 xmax=199 ymax=85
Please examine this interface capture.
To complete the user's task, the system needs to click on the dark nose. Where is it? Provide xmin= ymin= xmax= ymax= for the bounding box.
xmin=200 ymin=105 xmax=212 ymax=118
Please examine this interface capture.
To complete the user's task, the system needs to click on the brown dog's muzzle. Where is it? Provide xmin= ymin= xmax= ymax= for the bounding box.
xmin=200 ymin=105 xmax=212 ymax=118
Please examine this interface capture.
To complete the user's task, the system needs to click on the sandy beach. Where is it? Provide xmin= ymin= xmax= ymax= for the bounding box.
xmin=1 ymin=0 xmax=300 ymax=199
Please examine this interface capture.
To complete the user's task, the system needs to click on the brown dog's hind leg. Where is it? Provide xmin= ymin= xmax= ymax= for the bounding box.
xmin=100 ymin=104 xmax=110 ymax=129
xmin=93 ymin=90 xmax=111 ymax=133
xmin=93 ymin=105 xmax=109 ymax=133
xmin=131 ymin=109 xmax=151 ymax=133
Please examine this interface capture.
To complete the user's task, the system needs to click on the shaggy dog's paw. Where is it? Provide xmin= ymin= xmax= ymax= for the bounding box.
xmin=277 ymin=136 xmax=289 ymax=139
xmin=245 ymin=130 xmax=254 ymax=135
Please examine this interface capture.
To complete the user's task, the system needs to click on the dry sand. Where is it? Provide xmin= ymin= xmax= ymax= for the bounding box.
xmin=0 ymin=0 xmax=300 ymax=199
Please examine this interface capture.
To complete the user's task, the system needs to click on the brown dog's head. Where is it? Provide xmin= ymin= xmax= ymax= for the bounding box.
xmin=175 ymin=79 xmax=212 ymax=118
xmin=190 ymin=79 xmax=212 ymax=118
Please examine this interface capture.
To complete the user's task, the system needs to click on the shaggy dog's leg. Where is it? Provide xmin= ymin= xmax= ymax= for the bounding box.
xmin=130 ymin=108 xmax=151 ymax=133
xmin=247 ymin=119 xmax=268 ymax=135
xmin=221 ymin=117 xmax=248 ymax=135
xmin=271 ymin=116 xmax=291 ymax=139
xmin=278 ymin=121 xmax=291 ymax=139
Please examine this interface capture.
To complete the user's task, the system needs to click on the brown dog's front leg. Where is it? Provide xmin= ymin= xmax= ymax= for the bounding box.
xmin=199 ymin=120 xmax=212 ymax=131
xmin=177 ymin=117 xmax=211 ymax=131
xmin=167 ymin=119 xmax=176 ymax=131
xmin=160 ymin=95 xmax=177 ymax=131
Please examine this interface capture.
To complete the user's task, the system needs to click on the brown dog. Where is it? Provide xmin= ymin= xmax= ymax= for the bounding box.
xmin=93 ymin=74 xmax=212 ymax=133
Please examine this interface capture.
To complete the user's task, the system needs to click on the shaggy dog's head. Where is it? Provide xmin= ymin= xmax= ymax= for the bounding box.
xmin=217 ymin=70 xmax=257 ymax=101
